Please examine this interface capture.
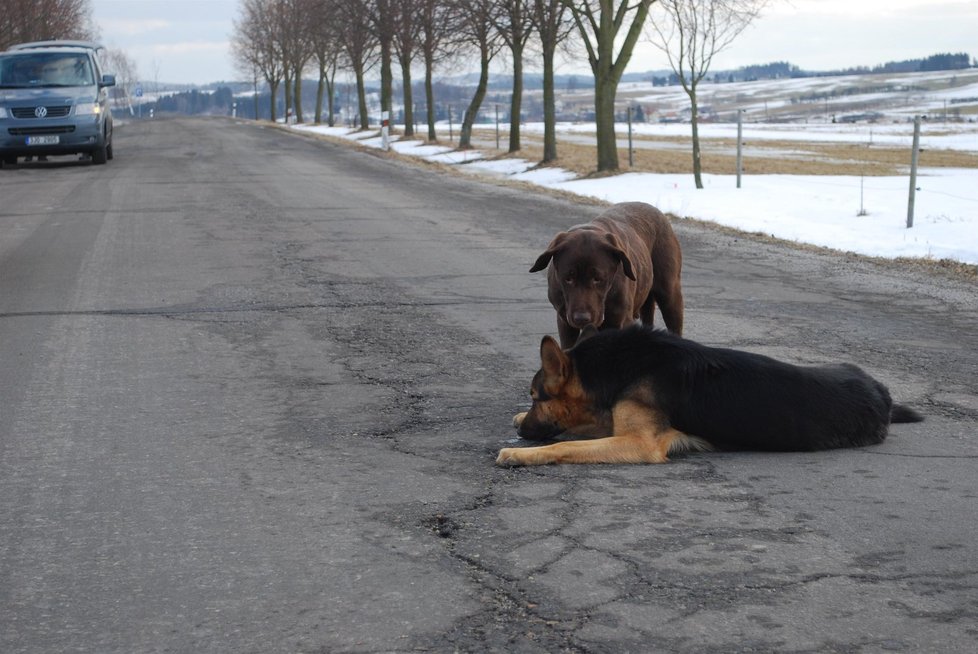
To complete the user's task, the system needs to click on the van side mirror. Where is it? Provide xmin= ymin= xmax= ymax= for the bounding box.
xmin=100 ymin=74 xmax=116 ymax=88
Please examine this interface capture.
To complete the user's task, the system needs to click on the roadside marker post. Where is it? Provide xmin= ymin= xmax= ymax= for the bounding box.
xmin=495 ymin=104 xmax=499 ymax=149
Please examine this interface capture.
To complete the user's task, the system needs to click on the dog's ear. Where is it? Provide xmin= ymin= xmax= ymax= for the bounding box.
xmin=529 ymin=233 xmax=568 ymax=272
xmin=577 ymin=324 xmax=599 ymax=343
xmin=539 ymin=335 xmax=570 ymax=389
xmin=603 ymin=233 xmax=636 ymax=281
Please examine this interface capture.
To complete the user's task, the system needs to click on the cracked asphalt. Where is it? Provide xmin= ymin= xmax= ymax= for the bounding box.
xmin=1 ymin=117 xmax=976 ymax=653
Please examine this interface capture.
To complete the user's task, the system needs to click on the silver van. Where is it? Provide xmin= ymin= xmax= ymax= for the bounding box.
xmin=0 ymin=40 xmax=116 ymax=167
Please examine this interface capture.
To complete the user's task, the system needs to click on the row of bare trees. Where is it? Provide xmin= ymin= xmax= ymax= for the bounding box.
xmin=232 ymin=0 xmax=766 ymax=176
xmin=0 ymin=0 xmax=94 ymax=50
xmin=0 ymin=0 xmax=144 ymax=119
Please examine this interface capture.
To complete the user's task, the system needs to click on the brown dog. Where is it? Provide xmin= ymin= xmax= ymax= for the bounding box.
xmin=530 ymin=202 xmax=683 ymax=348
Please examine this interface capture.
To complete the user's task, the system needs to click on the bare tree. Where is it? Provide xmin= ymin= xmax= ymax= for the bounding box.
xmin=0 ymin=0 xmax=94 ymax=50
xmin=102 ymin=48 xmax=138 ymax=115
xmin=418 ymin=0 xmax=457 ymax=141
xmin=494 ymin=0 xmax=535 ymax=152
xmin=561 ymin=0 xmax=654 ymax=172
xmin=247 ymin=65 xmax=261 ymax=120
xmin=272 ymin=0 xmax=316 ymax=123
xmin=365 ymin=0 xmax=397 ymax=131
xmin=648 ymin=0 xmax=767 ymax=187
xmin=336 ymin=0 xmax=379 ymax=129
xmin=391 ymin=0 xmax=423 ymax=137
xmin=456 ymin=0 xmax=504 ymax=149
xmin=532 ymin=0 xmax=574 ymax=163
xmin=233 ymin=0 xmax=286 ymax=122
xmin=271 ymin=1 xmax=294 ymax=121
xmin=308 ymin=0 xmax=342 ymax=125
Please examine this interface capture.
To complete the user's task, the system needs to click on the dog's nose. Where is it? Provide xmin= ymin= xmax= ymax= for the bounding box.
xmin=570 ymin=311 xmax=593 ymax=327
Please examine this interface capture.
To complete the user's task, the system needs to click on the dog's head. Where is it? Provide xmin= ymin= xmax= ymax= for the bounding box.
xmin=529 ymin=229 xmax=636 ymax=330
xmin=517 ymin=333 xmax=602 ymax=440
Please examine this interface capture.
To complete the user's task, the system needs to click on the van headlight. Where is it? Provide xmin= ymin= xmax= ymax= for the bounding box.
xmin=0 ymin=107 xmax=8 ymax=118
xmin=75 ymin=102 xmax=101 ymax=116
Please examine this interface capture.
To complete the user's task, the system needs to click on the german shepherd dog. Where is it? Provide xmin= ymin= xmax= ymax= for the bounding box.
xmin=497 ymin=326 xmax=923 ymax=466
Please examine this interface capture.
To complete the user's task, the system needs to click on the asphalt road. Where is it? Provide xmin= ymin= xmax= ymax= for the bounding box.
xmin=1 ymin=117 xmax=976 ymax=653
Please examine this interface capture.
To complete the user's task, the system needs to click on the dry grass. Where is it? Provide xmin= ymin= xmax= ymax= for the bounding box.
xmin=467 ymin=127 xmax=978 ymax=177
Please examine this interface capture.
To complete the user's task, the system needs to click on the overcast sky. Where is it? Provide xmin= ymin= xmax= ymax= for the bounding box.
xmin=90 ymin=0 xmax=978 ymax=87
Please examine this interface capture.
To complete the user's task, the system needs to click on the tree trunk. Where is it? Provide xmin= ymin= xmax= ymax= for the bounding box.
xmin=593 ymin=72 xmax=619 ymax=172
xmin=690 ymin=85 xmax=703 ymax=189
xmin=424 ymin=56 xmax=436 ymax=141
xmin=283 ymin=72 xmax=292 ymax=121
xmin=268 ymin=79 xmax=279 ymax=122
xmin=401 ymin=56 xmax=414 ymax=137
xmin=293 ymin=64 xmax=304 ymax=123
xmin=315 ymin=63 xmax=325 ymax=124
xmin=325 ymin=68 xmax=336 ymax=127
xmin=509 ymin=47 xmax=523 ymax=153
xmin=253 ymin=73 xmax=260 ymax=121
xmin=541 ymin=43 xmax=557 ymax=163
xmin=355 ymin=66 xmax=369 ymax=129
xmin=459 ymin=47 xmax=490 ymax=149
xmin=381 ymin=40 xmax=393 ymax=129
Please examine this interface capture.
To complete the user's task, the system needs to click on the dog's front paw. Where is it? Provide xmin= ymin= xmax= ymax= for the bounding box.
xmin=496 ymin=446 xmax=551 ymax=466
xmin=497 ymin=447 xmax=542 ymax=466
xmin=496 ymin=448 xmax=522 ymax=466
xmin=512 ymin=412 xmax=528 ymax=429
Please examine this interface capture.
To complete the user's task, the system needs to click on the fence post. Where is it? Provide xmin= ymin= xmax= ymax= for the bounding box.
xmin=627 ymin=105 xmax=634 ymax=168
xmin=858 ymin=175 xmax=867 ymax=216
xmin=736 ymin=109 xmax=743 ymax=189
xmin=907 ymin=115 xmax=921 ymax=229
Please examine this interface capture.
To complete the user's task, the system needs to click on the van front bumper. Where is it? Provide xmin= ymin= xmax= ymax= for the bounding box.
xmin=1 ymin=116 xmax=107 ymax=157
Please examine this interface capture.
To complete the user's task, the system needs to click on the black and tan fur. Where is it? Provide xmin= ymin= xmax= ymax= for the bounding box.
xmin=497 ymin=326 xmax=923 ymax=466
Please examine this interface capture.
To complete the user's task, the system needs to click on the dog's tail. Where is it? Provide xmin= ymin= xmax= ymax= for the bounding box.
xmin=890 ymin=404 xmax=924 ymax=424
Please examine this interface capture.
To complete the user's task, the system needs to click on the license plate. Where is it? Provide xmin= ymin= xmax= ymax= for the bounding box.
xmin=26 ymin=135 xmax=59 ymax=146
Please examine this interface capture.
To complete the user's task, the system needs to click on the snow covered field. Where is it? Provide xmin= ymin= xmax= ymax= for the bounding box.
xmin=612 ymin=68 xmax=978 ymax=124
xmin=294 ymin=120 xmax=978 ymax=267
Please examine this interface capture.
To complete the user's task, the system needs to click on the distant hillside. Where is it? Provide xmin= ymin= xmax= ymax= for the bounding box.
xmin=612 ymin=68 xmax=978 ymax=125
xmin=133 ymin=53 xmax=977 ymax=125
xmin=619 ymin=52 xmax=975 ymax=86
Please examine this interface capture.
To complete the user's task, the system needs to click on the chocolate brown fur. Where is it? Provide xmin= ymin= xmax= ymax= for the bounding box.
xmin=530 ymin=202 xmax=684 ymax=348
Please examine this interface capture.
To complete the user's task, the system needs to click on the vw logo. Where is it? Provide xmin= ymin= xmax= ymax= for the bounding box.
xmin=34 ymin=106 xmax=47 ymax=118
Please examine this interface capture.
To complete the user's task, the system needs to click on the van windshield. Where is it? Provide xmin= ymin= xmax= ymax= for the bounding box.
xmin=0 ymin=52 xmax=95 ymax=88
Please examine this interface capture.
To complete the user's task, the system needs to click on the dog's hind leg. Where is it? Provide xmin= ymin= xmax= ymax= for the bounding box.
xmin=652 ymin=281 xmax=684 ymax=335
xmin=649 ymin=251 xmax=684 ymax=335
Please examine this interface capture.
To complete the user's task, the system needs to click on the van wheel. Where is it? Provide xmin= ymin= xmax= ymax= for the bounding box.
xmin=106 ymin=141 xmax=114 ymax=160
xmin=92 ymin=143 xmax=108 ymax=165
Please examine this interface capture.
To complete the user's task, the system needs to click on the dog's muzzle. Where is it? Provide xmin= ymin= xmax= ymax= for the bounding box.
xmin=517 ymin=414 xmax=562 ymax=441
